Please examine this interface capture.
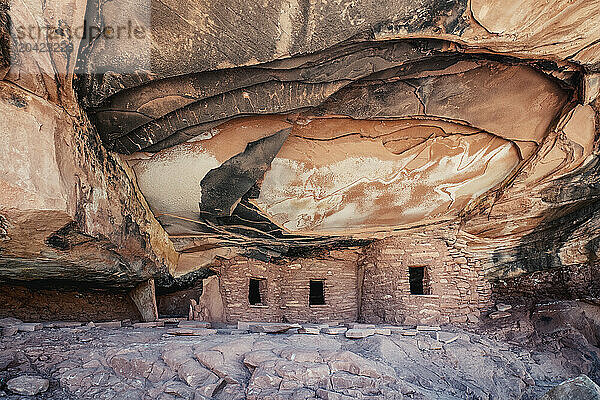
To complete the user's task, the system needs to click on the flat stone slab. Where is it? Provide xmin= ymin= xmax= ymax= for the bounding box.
xmin=401 ymin=330 xmax=418 ymax=336
xmin=94 ymin=321 xmax=122 ymax=329
xmin=298 ymin=326 xmax=321 ymax=335
xmin=249 ymin=323 xmax=299 ymax=333
xmin=345 ymin=328 xmax=375 ymax=339
xmin=166 ymin=328 xmax=217 ymax=336
xmin=348 ymin=323 xmax=376 ymax=329
xmin=489 ymin=311 xmax=511 ymax=320
xmin=322 ymin=327 xmax=348 ymax=335
xmin=159 ymin=317 xmax=186 ymax=324
xmin=237 ymin=321 xmax=255 ymax=330
xmin=17 ymin=323 xmax=42 ymax=332
xmin=496 ymin=303 xmax=512 ymax=312
xmin=43 ymin=321 xmax=84 ymax=328
xmin=133 ymin=321 xmax=165 ymax=328
xmin=216 ymin=328 xmax=248 ymax=335
xmin=467 ymin=314 xmax=480 ymax=324
xmin=7 ymin=375 xmax=49 ymax=396
xmin=437 ymin=332 xmax=459 ymax=344
xmin=178 ymin=321 xmax=210 ymax=328
xmin=379 ymin=325 xmax=409 ymax=333
xmin=417 ymin=337 xmax=443 ymax=351
xmin=430 ymin=342 xmax=443 ymax=350
xmin=375 ymin=328 xmax=391 ymax=336
xmin=417 ymin=325 xmax=441 ymax=332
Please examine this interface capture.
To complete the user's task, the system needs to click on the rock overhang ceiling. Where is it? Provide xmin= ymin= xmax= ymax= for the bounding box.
xmin=78 ymin=37 xmax=584 ymax=261
xmin=3 ymin=0 xmax=598 ymax=286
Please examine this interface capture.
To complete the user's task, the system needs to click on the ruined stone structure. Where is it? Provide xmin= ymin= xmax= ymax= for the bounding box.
xmin=214 ymin=250 xmax=359 ymax=324
xmin=360 ymin=234 xmax=491 ymax=325
xmin=202 ymin=229 xmax=491 ymax=325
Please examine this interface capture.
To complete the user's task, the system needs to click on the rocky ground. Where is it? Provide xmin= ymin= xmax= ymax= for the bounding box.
xmin=1 ymin=300 xmax=600 ymax=399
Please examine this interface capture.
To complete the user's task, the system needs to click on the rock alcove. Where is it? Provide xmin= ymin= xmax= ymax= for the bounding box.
xmin=1 ymin=0 xmax=599 ymax=322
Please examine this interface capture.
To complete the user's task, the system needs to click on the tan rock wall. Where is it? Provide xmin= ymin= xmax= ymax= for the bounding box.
xmin=0 ymin=80 xmax=178 ymax=285
xmin=0 ymin=0 xmax=178 ymax=285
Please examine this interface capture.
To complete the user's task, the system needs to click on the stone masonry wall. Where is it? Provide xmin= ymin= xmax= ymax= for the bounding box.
xmin=215 ymin=257 xmax=283 ymax=323
xmin=360 ymin=233 xmax=492 ymax=325
xmin=215 ymin=250 xmax=359 ymax=324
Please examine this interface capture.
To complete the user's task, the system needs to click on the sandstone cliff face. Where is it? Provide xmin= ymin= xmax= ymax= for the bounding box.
xmin=1 ymin=0 xmax=599 ymax=298
xmin=0 ymin=0 xmax=177 ymax=286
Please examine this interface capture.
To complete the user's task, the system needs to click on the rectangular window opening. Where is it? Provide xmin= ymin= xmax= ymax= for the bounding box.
xmin=309 ymin=280 xmax=325 ymax=305
xmin=409 ymin=266 xmax=428 ymax=295
xmin=248 ymin=278 xmax=266 ymax=305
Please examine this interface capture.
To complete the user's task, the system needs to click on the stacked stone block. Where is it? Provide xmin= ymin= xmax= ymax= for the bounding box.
xmin=360 ymin=233 xmax=492 ymax=325
xmin=215 ymin=250 xmax=359 ymax=323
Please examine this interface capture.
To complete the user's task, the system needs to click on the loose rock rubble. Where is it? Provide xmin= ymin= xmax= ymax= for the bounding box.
xmin=540 ymin=375 xmax=600 ymax=400
xmin=322 ymin=327 xmax=347 ymax=335
xmin=496 ymin=303 xmax=513 ymax=312
xmin=0 ymin=318 xmax=21 ymax=337
xmin=0 ymin=313 xmax=599 ymax=399
xmin=489 ymin=311 xmax=512 ymax=320
xmin=6 ymin=375 xmax=49 ymax=396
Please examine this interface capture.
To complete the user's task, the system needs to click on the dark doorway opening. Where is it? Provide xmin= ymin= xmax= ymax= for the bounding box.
xmin=309 ymin=280 xmax=325 ymax=305
xmin=409 ymin=266 xmax=427 ymax=295
xmin=248 ymin=278 xmax=264 ymax=305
